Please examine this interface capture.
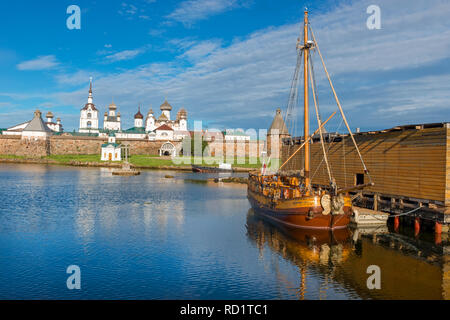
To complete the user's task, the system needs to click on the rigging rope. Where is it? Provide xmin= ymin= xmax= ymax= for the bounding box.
xmin=284 ymin=48 xmax=303 ymax=138
xmin=311 ymin=117 xmax=344 ymax=180
xmin=362 ymin=205 xmax=423 ymax=221
xmin=308 ymin=51 xmax=332 ymax=182
xmin=309 ymin=25 xmax=374 ymax=185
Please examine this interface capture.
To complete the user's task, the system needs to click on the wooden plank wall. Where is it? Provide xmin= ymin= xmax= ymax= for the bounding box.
xmin=446 ymin=126 xmax=450 ymax=212
xmin=281 ymin=127 xmax=447 ymax=203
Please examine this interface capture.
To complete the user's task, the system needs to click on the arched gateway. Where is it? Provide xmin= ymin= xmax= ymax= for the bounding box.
xmin=159 ymin=142 xmax=176 ymax=157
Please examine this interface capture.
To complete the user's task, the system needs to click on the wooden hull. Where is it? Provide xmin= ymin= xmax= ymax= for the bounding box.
xmin=247 ymin=188 xmax=352 ymax=230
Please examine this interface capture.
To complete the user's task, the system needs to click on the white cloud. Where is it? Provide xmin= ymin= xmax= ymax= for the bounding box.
xmin=55 ymin=70 xmax=99 ymax=86
xmin=105 ymin=49 xmax=145 ymax=62
xmin=17 ymin=55 xmax=59 ymax=71
xmin=119 ymin=3 xmax=138 ymax=17
xmin=166 ymin=0 xmax=244 ymax=25
xmin=119 ymin=1 xmax=155 ymax=20
xmin=179 ymin=40 xmax=222 ymax=62
xmin=5 ymin=0 xmax=450 ymax=131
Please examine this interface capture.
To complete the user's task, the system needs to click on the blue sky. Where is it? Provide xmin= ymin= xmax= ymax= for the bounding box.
xmin=0 ymin=0 xmax=449 ymax=133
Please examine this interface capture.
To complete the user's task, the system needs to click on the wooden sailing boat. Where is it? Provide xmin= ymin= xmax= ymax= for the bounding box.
xmin=247 ymin=10 xmax=373 ymax=230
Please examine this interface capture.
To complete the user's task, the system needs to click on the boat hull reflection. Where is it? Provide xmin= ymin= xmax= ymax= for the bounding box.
xmin=246 ymin=209 xmax=352 ymax=266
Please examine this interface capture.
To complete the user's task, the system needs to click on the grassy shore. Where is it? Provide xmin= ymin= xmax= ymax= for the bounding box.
xmin=0 ymin=154 xmax=271 ymax=170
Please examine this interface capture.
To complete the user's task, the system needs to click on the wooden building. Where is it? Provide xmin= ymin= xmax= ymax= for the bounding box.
xmin=280 ymin=123 xmax=450 ymax=225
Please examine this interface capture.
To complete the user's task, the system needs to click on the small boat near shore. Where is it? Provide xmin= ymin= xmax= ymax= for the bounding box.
xmin=192 ymin=163 xmax=233 ymax=173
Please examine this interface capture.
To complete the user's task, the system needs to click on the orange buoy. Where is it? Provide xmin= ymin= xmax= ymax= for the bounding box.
xmin=414 ymin=217 xmax=420 ymax=236
xmin=435 ymin=232 xmax=442 ymax=245
xmin=435 ymin=221 xmax=442 ymax=234
xmin=394 ymin=216 xmax=400 ymax=231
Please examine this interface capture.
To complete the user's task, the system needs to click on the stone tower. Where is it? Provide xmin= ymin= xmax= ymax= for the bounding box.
xmin=266 ymin=108 xmax=290 ymax=157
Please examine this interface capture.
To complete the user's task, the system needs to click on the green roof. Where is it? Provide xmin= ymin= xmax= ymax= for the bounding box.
xmin=99 ymin=129 xmax=119 ymax=134
xmin=67 ymin=132 xmax=100 ymax=137
xmin=102 ymin=143 xmax=121 ymax=148
xmin=123 ymin=127 xmax=146 ymax=134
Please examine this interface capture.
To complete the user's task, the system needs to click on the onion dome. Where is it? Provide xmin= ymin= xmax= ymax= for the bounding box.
xmin=46 ymin=111 xmax=54 ymax=119
xmin=109 ymin=101 xmax=117 ymax=109
xmin=104 ymin=112 xmax=108 ymax=117
xmin=177 ymin=108 xmax=187 ymax=119
xmin=134 ymin=107 xmax=144 ymax=119
xmin=160 ymin=99 xmax=172 ymax=111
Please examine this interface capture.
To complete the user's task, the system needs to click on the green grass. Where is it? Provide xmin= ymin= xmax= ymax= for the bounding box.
xmin=0 ymin=154 xmax=27 ymax=159
xmin=44 ymin=154 xmax=102 ymax=163
xmin=1 ymin=154 xmax=278 ymax=169
xmin=132 ymin=155 xmax=265 ymax=168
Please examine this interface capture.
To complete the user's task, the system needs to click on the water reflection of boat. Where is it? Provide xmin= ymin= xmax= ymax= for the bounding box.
xmin=247 ymin=209 xmax=450 ymax=299
xmin=246 ymin=209 xmax=352 ymax=299
xmin=246 ymin=209 xmax=352 ymax=266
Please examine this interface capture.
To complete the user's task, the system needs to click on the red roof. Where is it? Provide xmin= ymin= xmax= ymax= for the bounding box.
xmin=82 ymin=103 xmax=98 ymax=111
xmin=155 ymin=124 xmax=174 ymax=131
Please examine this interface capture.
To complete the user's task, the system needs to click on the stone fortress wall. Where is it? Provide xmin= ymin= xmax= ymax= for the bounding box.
xmin=0 ymin=135 xmax=172 ymax=158
xmin=0 ymin=135 xmax=264 ymax=158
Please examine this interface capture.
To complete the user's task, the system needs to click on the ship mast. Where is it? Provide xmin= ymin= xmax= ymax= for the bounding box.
xmin=303 ymin=10 xmax=311 ymax=192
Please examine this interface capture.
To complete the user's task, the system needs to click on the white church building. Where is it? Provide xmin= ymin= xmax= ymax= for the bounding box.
xmin=101 ymin=132 xmax=122 ymax=161
xmin=78 ymin=79 xmax=190 ymax=143
xmin=79 ymin=78 xmax=99 ymax=134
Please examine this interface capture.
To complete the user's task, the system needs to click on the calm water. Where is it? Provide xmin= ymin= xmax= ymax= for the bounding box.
xmin=0 ymin=164 xmax=448 ymax=300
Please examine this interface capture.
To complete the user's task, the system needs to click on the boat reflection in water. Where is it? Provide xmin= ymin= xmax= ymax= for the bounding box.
xmin=246 ymin=209 xmax=450 ymax=300
xmin=246 ymin=209 xmax=353 ymax=299
xmin=246 ymin=209 xmax=352 ymax=264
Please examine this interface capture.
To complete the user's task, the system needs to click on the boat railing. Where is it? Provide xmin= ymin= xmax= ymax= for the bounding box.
xmin=248 ymin=174 xmax=308 ymax=200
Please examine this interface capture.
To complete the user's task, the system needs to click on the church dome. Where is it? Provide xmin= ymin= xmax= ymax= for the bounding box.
xmin=177 ymin=108 xmax=187 ymax=119
xmin=160 ymin=99 xmax=172 ymax=111
xmin=109 ymin=101 xmax=117 ymax=109
xmin=134 ymin=107 xmax=144 ymax=119
xmin=46 ymin=111 xmax=54 ymax=119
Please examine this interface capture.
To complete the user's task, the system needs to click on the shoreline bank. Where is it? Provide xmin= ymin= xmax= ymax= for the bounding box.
xmin=0 ymin=157 xmax=255 ymax=173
